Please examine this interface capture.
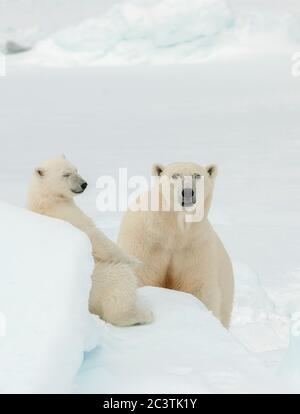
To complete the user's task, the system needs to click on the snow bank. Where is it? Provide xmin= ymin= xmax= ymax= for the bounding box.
xmin=31 ymin=0 xmax=233 ymax=65
xmin=3 ymin=0 xmax=299 ymax=66
xmin=0 ymin=201 xmax=99 ymax=393
xmin=74 ymin=286 xmax=285 ymax=394
xmin=231 ymin=262 xmax=289 ymax=354
xmin=0 ymin=200 xmax=288 ymax=394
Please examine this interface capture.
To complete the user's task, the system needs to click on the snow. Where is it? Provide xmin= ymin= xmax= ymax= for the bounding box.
xmin=28 ymin=0 xmax=234 ymax=65
xmin=0 ymin=201 xmax=292 ymax=394
xmin=1 ymin=0 xmax=300 ymax=65
xmin=280 ymin=314 xmax=300 ymax=387
xmin=0 ymin=0 xmax=117 ymax=52
xmin=0 ymin=201 xmax=99 ymax=393
xmin=0 ymin=0 xmax=300 ymax=394
xmin=74 ymin=287 xmax=285 ymax=394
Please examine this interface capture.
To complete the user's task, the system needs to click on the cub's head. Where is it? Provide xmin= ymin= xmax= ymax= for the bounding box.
xmin=33 ymin=155 xmax=88 ymax=199
xmin=152 ymin=161 xmax=217 ymax=216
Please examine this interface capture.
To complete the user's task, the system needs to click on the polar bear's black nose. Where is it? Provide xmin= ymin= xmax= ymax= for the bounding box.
xmin=182 ymin=188 xmax=194 ymax=198
xmin=81 ymin=182 xmax=88 ymax=190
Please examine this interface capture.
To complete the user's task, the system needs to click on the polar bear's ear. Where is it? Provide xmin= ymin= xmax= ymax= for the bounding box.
xmin=152 ymin=163 xmax=164 ymax=176
xmin=35 ymin=168 xmax=45 ymax=177
xmin=206 ymin=164 xmax=218 ymax=180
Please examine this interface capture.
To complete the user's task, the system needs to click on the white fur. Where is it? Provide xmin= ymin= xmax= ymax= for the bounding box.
xmin=27 ymin=156 xmax=153 ymax=327
xmin=118 ymin=162 xmax=234 ymax=328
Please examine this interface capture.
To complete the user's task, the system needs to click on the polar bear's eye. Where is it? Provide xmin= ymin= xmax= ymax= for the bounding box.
xmin=63 ymin=173 xmax=71 ymax=178
xmin=193 ymin=173 xmax=202 ymax=179
xmin=172 ymin=174 xmax=180 ymax=180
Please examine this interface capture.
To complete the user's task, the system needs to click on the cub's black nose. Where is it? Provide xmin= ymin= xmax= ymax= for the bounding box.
xmin=81 ymin=182 xmax=88 ymax=190
xmin=182 ymin=188 xmax=194 ymax=198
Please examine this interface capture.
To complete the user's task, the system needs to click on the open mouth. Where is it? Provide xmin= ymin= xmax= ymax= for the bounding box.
xmin=181 ymin=198 xmax=195 ymax=207
xmin=71 ymin=189 xmax=84 ymax=194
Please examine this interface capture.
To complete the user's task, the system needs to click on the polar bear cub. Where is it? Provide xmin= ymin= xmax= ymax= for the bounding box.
xmin=27 ymin=156 xmax=152 ymax=327
xmin=118 ymin=162 xmax=234 ymax=328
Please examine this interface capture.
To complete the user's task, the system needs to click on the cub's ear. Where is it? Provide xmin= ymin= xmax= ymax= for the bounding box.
xmin=35 ymin=168 xmax=45 ymax=177
xmin=152 ymin=163 xmax=164 ymax=176
xmin=206 ymin=164 xmax=218 ymax=180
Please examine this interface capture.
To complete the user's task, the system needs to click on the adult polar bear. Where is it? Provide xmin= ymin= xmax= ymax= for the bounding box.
xmin=27 ymin=156 xmax=152 ymax=327
xmin=118 ymin=162 xmax=234 ymax=328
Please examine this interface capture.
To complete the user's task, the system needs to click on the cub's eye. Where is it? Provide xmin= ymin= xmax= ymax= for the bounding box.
xmin=172 ymin=174 xmax=180 ymax=180
xmin=63 ymin=173 xmax=71 ymax=178
xmin=193 ymin=173 xmax=202 ymax=179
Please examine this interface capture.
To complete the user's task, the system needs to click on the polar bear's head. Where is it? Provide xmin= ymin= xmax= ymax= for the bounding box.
xmin=31 ymin=155 xmax=88 ymax=200
xmin=152 ymin=162 xmax=217 ymax=217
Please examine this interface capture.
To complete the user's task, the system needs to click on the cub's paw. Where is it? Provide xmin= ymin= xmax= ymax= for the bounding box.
xmin=111 ymin=308 xmax=154 ymax=327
